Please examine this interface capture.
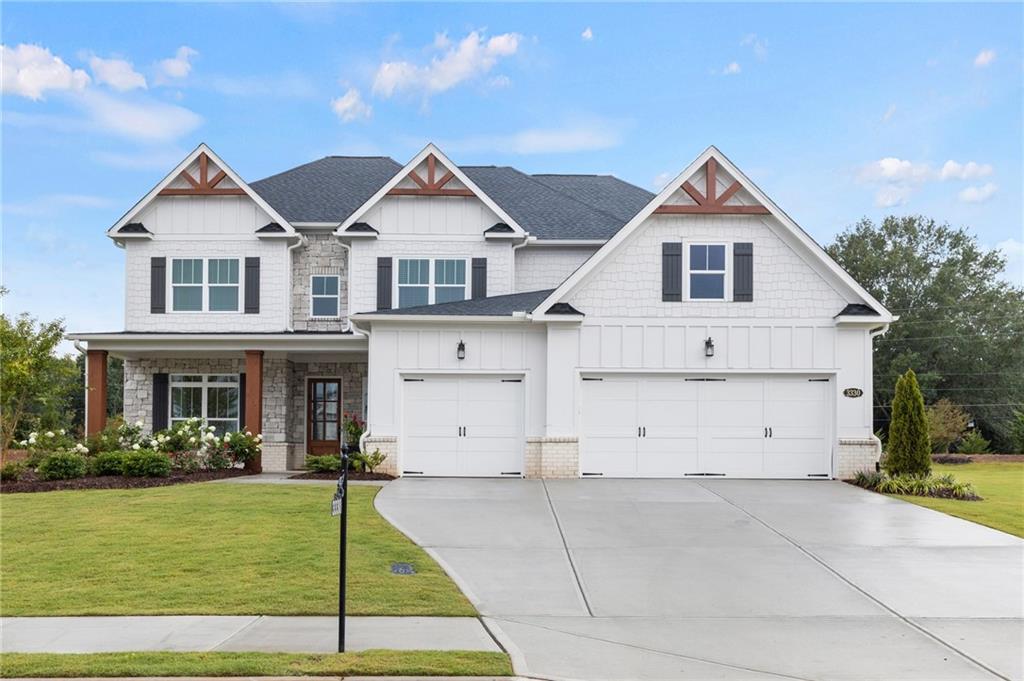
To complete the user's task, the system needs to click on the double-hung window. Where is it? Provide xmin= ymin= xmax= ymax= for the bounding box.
xmin=688 ymin=244 xmax=727 ymax=300
xmin=170 ymin=374 xmax=240 ymax=435
xmin=396 ymin=258 xmax=466 ymax=308
xmin=170 ymin=257 xmax=240 ymax=312
xmin=311 ymin=275 xmax=340 ymax=318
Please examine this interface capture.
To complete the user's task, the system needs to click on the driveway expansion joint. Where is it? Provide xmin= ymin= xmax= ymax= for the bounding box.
xmin=540 ymin=480 xmax=593 ymax=617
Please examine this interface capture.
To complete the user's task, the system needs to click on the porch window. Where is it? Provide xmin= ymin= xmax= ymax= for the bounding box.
xmin=310 ymin=275 xmax=340 ymax=318
xmin=688 ymin=244 xmax=727 ymax=300
xmin=397 ymin=258 xmax=466 ymax=308
xmin=170 ymin=257 xmax=240 ymax=312
xmin=170 ymin=374 xmax=240 ymax=435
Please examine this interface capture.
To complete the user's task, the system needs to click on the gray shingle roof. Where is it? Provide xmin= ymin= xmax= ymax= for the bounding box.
xmin=248 ymin=155 xmax=653 ymax=240
xmin=836 ymin=303 xmax=879 ymax=317
xmin=365 ymin=290 xmax=554 ymax=316
xmin=250 ymin=156 xmax=401 ymax=224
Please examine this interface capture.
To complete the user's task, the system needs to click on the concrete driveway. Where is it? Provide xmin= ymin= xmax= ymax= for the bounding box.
xmin=376 ymin=478 xmax=1023 ymax=681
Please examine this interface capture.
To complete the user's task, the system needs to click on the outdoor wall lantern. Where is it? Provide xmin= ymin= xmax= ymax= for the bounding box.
xmin=704 ymin=337 xmax=715 ymax=357
xmin=457 ymin=340 xmax=466 ymax=361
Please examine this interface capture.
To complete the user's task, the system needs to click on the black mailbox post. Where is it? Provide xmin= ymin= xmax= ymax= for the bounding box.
xmin=333 ymin=446 xmax=350 ymax=652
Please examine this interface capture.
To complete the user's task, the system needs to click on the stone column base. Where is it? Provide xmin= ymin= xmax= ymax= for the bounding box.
xmin=363 ymin=436 xmax=399 ymax=476
xmin=260 ymin=443 xmax=292 ymax=472
xmin=836 ymin=437 xmax=881 ymax=479
xmin=525 ymin=437 xmax=579 ymax=479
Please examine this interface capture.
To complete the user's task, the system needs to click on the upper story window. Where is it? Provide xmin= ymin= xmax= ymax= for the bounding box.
xmin=688 ymin=244 xmax=727 ymax=300
xmin=310 ymin=275 xmax=340 ymax=318
xmin=170 ymin=257 xmax=240 ymax=312
xmin=397 ymin=258 xmax=466 ymax=308
xmin=169 ymin=374 xmax=239 ymax=435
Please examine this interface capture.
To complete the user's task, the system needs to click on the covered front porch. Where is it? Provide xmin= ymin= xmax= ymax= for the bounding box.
xmin=71 ymin=332 xmax=368 ymax=472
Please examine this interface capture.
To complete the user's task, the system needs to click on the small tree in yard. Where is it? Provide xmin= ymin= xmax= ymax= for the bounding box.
xmin=926 ymin=399 xmax=970 ymax=453
xmin=885 ymin=369 xmax=931 ymax=476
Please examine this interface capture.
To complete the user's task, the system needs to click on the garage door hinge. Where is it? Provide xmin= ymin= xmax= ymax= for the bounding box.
xmin=807 ymin=473 xmax=830 ymax=477
xmin=808 ymin=378 xmax=829 ymax=382
xmin=501 ymin=471 xmax=522 ymax=476
xmin=582 ymin=377 xmax=603 ymax=381
xmin=403 ymin=378 xmax=425 ymax=382
xmin=686 ymin=472 xmax=726 ymax=476
xmin=685 ymin=378 xmax=726 ymax=382
xmin=581 ymin=471 xmax=603 ymax=476
xmin=501 ymin=379 xmax=522 ymax=383
xmin=403 ymin=470 xmax=424 ymax=475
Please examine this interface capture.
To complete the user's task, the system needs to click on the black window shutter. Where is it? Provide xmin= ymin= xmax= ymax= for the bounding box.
xmin=238 ymin=373 xmax=246 ymax=428
xmin=733 ymin=242 xmax=753 ymax=302
xmin=471 ymin=258 xmax=487 ymax=299
xmin=662 ymin=243 xmax=682 ymax=302
xmin=377 ymin=257 xmax=392 ymax=310
xmin=152 ymin=373 xmax=169 ymax=431
xmin=244 ymin=257 xmax=260 ymax=313
xmin=151 ymin=257 xmax=166 ymax=313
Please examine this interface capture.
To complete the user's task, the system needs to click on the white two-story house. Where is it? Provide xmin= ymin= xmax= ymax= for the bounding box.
xmin=70 ymin=143 xmax=894 ymax=479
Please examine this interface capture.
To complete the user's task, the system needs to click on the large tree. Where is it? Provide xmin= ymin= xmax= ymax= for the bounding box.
xmin=0 ymin=302 xmax=78 ymax=452
xmin=827 ymin=216 xmax=1024 ymax=450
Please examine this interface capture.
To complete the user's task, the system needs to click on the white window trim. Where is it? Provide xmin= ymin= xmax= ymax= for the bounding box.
xmin=309 ymin=274 xmax=342 ymax=319
xmin=684 ymin=241 xmax=731 ymax=302
xmin=168 ymin=257 xmax=241 ymax=313
xmin=393 ymin=257 xmax=468 ymax=308
xmin=168 ymin=373 xmax=241 ymax=432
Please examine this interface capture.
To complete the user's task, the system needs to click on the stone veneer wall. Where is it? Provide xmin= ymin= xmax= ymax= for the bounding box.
xmin=291 ymin=232 xmax=349 ymax=331
xmin=835 ymin=437 xmax=882 ymax=479
xmin=287 ymin=361 xmax=367 ymax=468
xmin=524 ymin=437 xmax=579 ymax=479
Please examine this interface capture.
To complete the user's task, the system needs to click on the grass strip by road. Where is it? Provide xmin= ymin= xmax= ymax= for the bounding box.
xmin=892 ymin=462 xmax=1023 ymax=537
xmin=0 ymin=651 xmax=513 ymax=677
xmin=1 ymin=483 xmax=475 ymax=616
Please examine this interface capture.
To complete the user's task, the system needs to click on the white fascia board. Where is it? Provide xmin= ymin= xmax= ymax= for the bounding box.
xmin=107 ymin=143 xmax=297 ymax=237
xmin=334 ymin=143 xmax=528 ymax=237
xmin=293 ymin=222 xmax=341 ymax=229
xmin=532 ymin=145 xmax=893 ymax=321
xmin=351 ymin=314 xmax=534 ymax=324
xmin=67 ymin=332 xmax=367 ymax=354
xmin=835 ymin=315 xmax=898 ymax=326
xmin=527 ymin=239 xmax=606 ymax=247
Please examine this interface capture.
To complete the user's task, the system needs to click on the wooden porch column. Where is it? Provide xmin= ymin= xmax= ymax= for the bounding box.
xmin=85 ymin=350 xmax=108 ymax=436
xmin=244 ymin=350 xmax=264 ymax=473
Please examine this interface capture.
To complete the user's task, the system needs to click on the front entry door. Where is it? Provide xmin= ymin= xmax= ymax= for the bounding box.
xmin=308 ymin=379 xmax=342 ymax=455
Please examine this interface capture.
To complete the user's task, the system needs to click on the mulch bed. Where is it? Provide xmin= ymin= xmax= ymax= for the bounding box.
xmin=289 ymin=471 xmax=395 ymax=481
xmin=1 ymin=468 xmax=252 ymax=494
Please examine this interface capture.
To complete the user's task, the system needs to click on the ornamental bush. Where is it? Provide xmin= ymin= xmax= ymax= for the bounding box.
xmin=885 ymin=369 xmax=931 ymax=476
xmin=91 ymin=451 xmax=127 ymax=476
xmin=957 ymin=430 xmax=991 ymax=454
xmin=121 ymin=450 xmax=172 ymax=477
xmin=306 ymin=454 xmax=341 ymax=473
xmin=37 ymin=452 xmax=87 ymax=480
xmin=1 ymin=461 xmax=27 ymax=482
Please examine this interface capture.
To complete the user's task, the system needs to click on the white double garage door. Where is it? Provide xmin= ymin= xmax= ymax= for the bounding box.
xmin=401 ymin=373 xmax=832 ymax=478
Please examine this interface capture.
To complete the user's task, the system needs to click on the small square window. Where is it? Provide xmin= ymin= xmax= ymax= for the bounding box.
xmin=311 ymin=275 xmax=340 ymax=318
xmin=688 ymin=244 xmax=727 ymax=300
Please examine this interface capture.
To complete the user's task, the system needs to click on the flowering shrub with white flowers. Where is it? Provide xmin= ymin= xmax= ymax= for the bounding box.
xmin=17 ymin=429 xmax=82 ymax=466
xmin=147 ymin=418 xmax=261 ymax=470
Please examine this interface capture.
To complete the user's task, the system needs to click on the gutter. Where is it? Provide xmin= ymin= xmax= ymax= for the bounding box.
xmin=285 ymin=234 xmax=309 ymax=331
xmin=510 ymin=234 xmax=535 ymax=292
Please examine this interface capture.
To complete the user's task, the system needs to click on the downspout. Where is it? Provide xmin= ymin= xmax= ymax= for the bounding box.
xmin=285 ymin=233 xmax=308 ymax=332
xmin=73 ymin=340 xmax=88 ymax=438
xmin=335 ymin=237 xmax=353 ymax=333
xmin=510 ymin=233 xmax=535 ymax=292
xmin=868 ymin=323 xmax=892 ymax=467
xmin=349 ymin=318 xmax=372 ymax=453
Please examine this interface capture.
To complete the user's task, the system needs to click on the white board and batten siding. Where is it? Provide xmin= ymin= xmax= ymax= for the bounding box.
xmin=124 ymin=195 xmax=289 ymax=332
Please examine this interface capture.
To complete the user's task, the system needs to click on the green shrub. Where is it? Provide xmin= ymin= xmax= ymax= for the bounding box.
xmin=885 ymin=369 xmax=931 ymax=476
xmin=169 ymin=450 xmax=202 ymax=473
xmin=957 ymin=430 xmax=990 ymax=454
xmin=852 ymin=470 xmax=980 ymax=500
xmin=306 ymin=454 xmax=341 ymax=473
xmin=853 ymin=470 xmax=883 ymax=489
xmin=122 ymin=450 xmax=172 ymax=477
xmin=1010 ymin=409 xmax=1024 ymax=454
xmin=356 ymin=448 xmax=387 ymax=473
xmin=1 ymin=461 xmax=27 ymax=482
xmin=37 ymin=452 xmax=87 ymax=480
xmin=91 ymin=451 xmax=127 ymax=476
xmin=219 ymin=431 xmax=261 ymax=464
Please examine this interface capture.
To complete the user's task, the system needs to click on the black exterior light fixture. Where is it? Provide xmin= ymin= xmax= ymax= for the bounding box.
xmin=457 ymin=340 xmax=466 ymax=360
xmin=704 ymin=337 xmax=715 ymax=357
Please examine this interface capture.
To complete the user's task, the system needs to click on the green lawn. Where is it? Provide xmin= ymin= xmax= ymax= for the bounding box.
xmin=0 ymin=483 xmax=474 ymax=616
xmin=893 ymin=462 xmax=1024 ymax=537
xmin=0 ymin=651 xmax=512 ymax=678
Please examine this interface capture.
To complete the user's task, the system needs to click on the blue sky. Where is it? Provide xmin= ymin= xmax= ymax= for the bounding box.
xmin=3 ymin=2 xmax=1021 ymax=342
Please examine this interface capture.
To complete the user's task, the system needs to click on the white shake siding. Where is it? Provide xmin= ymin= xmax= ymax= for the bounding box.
xmin=514 ymin=245 xmax=599 ymax=292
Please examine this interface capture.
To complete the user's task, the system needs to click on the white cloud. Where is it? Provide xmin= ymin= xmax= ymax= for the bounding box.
xmin=372 ymin=30 xmax=521 ymax=98
xmin=88 ymin=55 xmax=146 ymax=91
xmin=77 ymin=90 xmax=202 ymax=142
xmin=740 ymin=34 xmax=767 ymax=60
xmin=157 ymin=46 xmax=198 ymax=80
xmin=973 ymin=49 xmax=996 ymax=68
xmin=957 ymin=183 xmax=998 ymax=203
xmin=721 ymin=62 xmax=741 ymax=75
xmin=939 ymin=160 xmax=994 ymax=181
xmin=860 ymin=157 xmax=933 ymax=183
xmin=882 ymin=103 xmax=897 ymax=122
xmin=441 ymin=119 xmax=622 ymax=155
xmin=874 ymin=185 xmax=912 ymax=208
xmin=581 ymin=27 xmax=594 ymax=41
xmin=2 ymin=193 xmax=116 ymax=217
xmin=94 ymin=147 xmax=189 ymax=170
xmin=331 ymin=87 xmax=372 ymax=122
xmin=1 ymin=43 xmax=90 ymax=99
xmin=996 ymin=238 xmax=1023 ymax=285
xmin=652 ymin=172 xmax=673 ymax=190
xmin=202 ymin=72 xmax=316 ymax=98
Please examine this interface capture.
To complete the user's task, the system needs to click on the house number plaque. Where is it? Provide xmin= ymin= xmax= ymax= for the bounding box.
xmin=843 ymin=388 xmax=863 ymax=398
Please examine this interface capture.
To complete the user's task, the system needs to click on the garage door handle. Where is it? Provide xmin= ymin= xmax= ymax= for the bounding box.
xmin=769 ymin=427 xmax=773 ymax=438
xmin=764 ymin=427 xmax=768 ymax=438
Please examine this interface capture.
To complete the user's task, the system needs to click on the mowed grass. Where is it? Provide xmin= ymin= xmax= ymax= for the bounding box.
xmin=0 ymin=483 xmax=474 ymax=616
xmin=0 ymin=651 xmax=513 ymax=678
xmin=893 ymin=462 xmax=1024 ymax=537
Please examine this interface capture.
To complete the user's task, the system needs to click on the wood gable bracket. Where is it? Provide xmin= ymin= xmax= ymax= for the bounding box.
xmin=655 ymin=158 xmax=769 ymax=215
xmin=387 ymin=154 xmax=474 ymax=197
xmin=158 ymin=153 xmax=246 ymax=196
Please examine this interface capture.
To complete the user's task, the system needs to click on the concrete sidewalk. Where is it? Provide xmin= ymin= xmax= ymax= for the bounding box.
xmin=212 ymin=472 xmax=387 ymax=487
xmin=0 ymin=616 xmax=500 ymax=654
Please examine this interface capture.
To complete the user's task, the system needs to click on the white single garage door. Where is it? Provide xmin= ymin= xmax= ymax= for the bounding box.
xmin=402 ymin=375 xmax=524 ymax=477
xmin=581 ymin=375 xmax=831 ymax=479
